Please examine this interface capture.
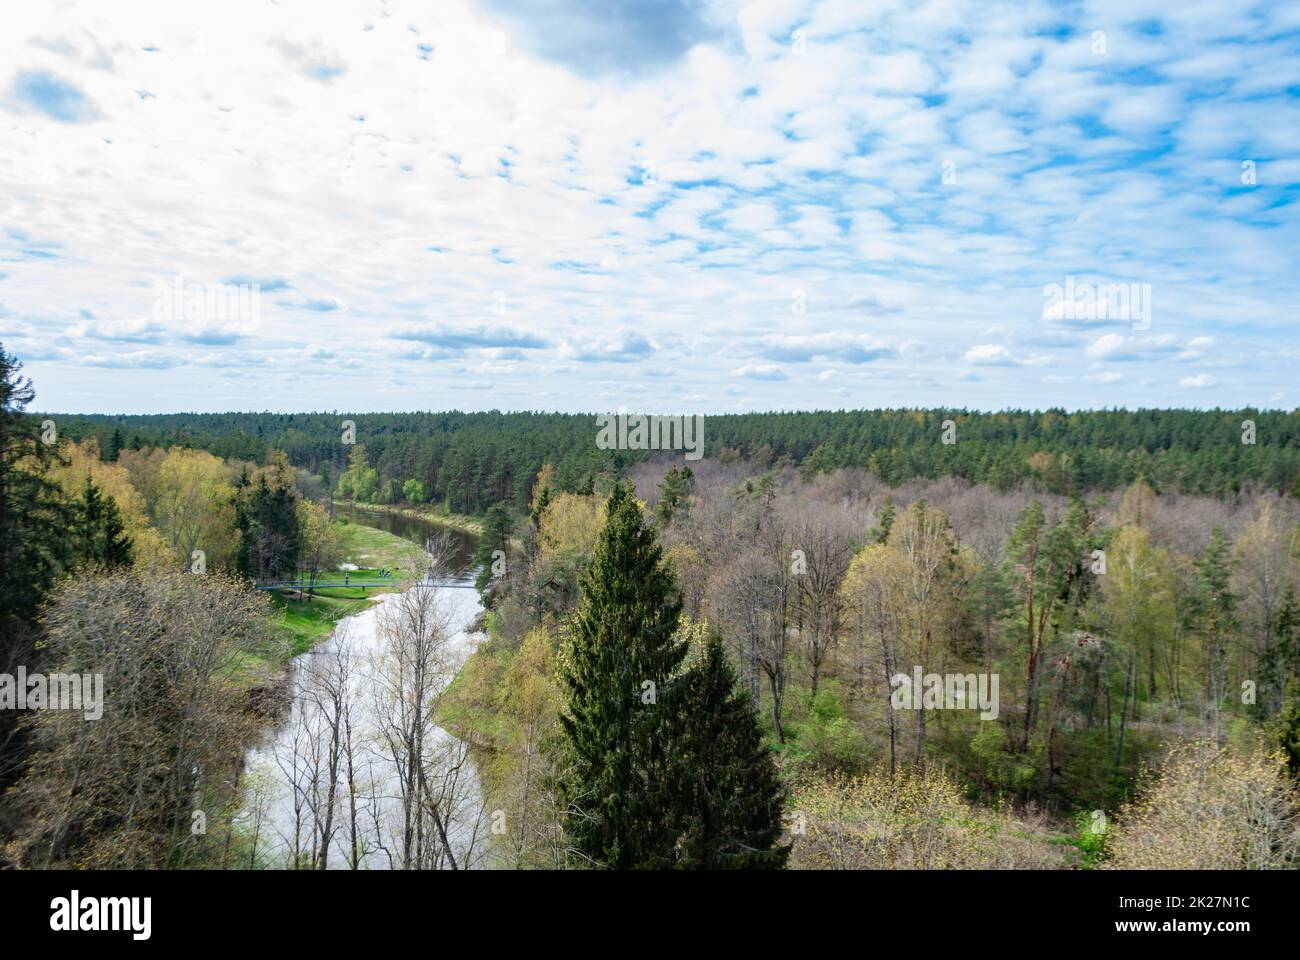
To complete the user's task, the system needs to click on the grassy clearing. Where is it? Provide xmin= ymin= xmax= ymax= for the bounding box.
xmin=341 ymin=499 xmax=484 ymax=536
xmin=226 ymin=518 xmax=429 ymax=692
xmin=336 ymin=517 xmax=432 ymax=575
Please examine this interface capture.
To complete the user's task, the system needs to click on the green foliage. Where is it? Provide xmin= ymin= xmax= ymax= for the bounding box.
xmin=662 ymin=638 xmax=790 ymax=869
xmin=77 ymin=475 xmax=133 ymax=569
xmin=789 ymin=686 xmax=869 ymax=772
xmin=656 ymin=465 xmax=693 ymax=524
xmin=46 ymin=408 xmax=1300 ymax=518
xmin=1273 ymin=680 xmax=1300 ymax=779
xmin=473 ymin=502 xmax=513 ymax=596
xmin=559 ymin=483 xmax=687 ymax=868
xmin=559 ymin=484 xmax=787 ymax=869
xmin=401 ymin=477 xmax=428 ymax=503
xmin=235 ymin=470 xmax=303 ymax=580
xmin=1067 ymin=808 xmax=1110 ymax=869
xmin=967 ymin=722 xmax=1040 ymax=796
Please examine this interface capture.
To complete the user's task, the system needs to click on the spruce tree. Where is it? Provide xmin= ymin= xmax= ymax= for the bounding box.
xmin=0 ymin=345 xmax=75 ymax=789
xmin=474 ymin=502 xmax=512 ymax=596
xmin=560 ymin=483 xmax=685 ymax=868
xmin=106 ymin=426 xmax=124 ymax=462
xmin=656 ymin=466 xmax=693 ymax=524
xmin=666 ymin=637 xmax=790 ymax=869
xmin=0 ymin=345 xmax=74 ymax=633
xmin=78 ymin=475 xmax=132 ymax=568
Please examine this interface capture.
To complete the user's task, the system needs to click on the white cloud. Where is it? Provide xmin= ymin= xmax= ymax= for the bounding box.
xmin=0 ymin=0 xmax=1295 ymax=413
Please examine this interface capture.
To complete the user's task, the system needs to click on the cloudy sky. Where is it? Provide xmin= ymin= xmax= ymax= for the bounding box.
xmin=2 ymin=0 xmax=1298 ymax=414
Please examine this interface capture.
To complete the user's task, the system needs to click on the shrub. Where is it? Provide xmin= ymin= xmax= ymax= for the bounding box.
xmin=1104 ymin=741 xmax=1300 ymax=869
xmin=787 ymin=764 xmax=1064 ymax=869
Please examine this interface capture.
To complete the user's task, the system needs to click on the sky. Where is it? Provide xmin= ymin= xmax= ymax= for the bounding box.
xmin=1 ymin=0 xmax=1298 ymax=415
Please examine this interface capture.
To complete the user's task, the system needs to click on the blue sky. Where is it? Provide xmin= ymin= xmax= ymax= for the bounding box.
xmin=1 ymin=0 xmax=1298 ymax=414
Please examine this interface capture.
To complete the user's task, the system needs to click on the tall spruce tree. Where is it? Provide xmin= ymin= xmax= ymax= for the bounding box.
xmin=0 ymin=345 xmax=76 ymax=788
xmin=656 ymin=465 xmax=693 ymax=524
xmin=78 ymin=475 xmax=133 ymax=568
xmin=666 ymin=636 xmax=790 ymax=869
xmin=474 ymin=502 xmax=512 ymax=596
xmin=560 ymin=483 xmax=685 ymax=868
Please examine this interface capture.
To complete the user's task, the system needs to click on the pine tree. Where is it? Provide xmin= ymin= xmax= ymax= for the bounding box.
xmin=0 ymin=345 xmax=74 ymax=634
xmin=665 ymin=637 xmax=790 ymax=869
xmin=0 ymin=345 xmax=76 ymax=790
xmin=559 ymin=483 xmax=685 ymax=868
xmin=474 ymin=502 xmax=512 ymax=596
xmin=872 ymin=495 xmax=896 ymax=544
xmin=78 ymin=475 xmax=132 ymax=568
xmin=1194 ymin=528 xmax=1237 ymax=704
xmin=656 ymin=466 xmax=693 ymax=524
xmin=105 ymin=426 xmax=124 ymax=462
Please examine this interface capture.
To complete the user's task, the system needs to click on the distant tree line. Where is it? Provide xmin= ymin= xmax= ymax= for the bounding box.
xmin=48 ymin=407 xmax=1300 ymax=513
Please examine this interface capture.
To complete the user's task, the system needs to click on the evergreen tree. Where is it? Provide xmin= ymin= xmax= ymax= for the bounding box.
xmin=559 ymin=483 xmax=685 ymax=868
xmin=0 ymin=346 xmax=74 ymax=634
xmin=656 ymin=465 xmax=693 ymax=524
xmin=665 ymin=637 xmax=790 ymax=869
xmin=1194 ymin=528 xmax=1237 ymax=704
xmin=1274 ymin=680 xmax=1300 ymax=779
xmin=872 ymin=495 xmax=896 ymax=544
xmin=1260 ymin=585 xmax=1299 ymax=717
xmin=105 ymin=426 xmax=124 ymax=462
xmin=0 ymin=345 xmax=75 ymax=788
xmin=78 ymin=475 xmax=133 ymax=568
xmin=474 ymin=502 xmax=512 ymax=596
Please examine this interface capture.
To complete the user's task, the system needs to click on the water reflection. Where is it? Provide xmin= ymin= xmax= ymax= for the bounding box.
xmin=238 ymin=505 xmax=486 ymax=869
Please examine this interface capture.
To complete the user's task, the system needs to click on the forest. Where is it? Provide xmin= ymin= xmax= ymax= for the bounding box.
xmin=3 ymin=342 xmax=1300 ymax=870
xmin=51 ymin=405 xmax=1300 ymax=514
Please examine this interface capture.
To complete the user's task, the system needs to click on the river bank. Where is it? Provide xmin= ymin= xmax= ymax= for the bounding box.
xmin=332 ymin=499 xmax=485 ymax=536
xmin=235 ymin=506 xmax=487 ymax=869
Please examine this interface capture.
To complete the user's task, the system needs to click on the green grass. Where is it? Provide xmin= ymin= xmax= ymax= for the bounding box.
xmin=341 ymin=499 xmax=485 ymax=535
xmin=335 ymin=519 xmax=432 ymax=575
xmin=225 ymin=519 xmax=430 ymax=692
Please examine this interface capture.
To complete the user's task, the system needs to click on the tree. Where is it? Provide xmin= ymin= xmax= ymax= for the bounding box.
xmin=656 ymin=465 xmax=693 ymax=524
xmin=0 ymin=345 xmax=75 ymax=789
xmin=153 ymin=447 xmax=238 ymax=571
xmin=842 ymin=540 xmax=908 ymax=773
xmin=77 ymin=474 xmax=133 ymax=568
xmin=1194 ymin=528 xmax=1237 ymax=737
xmin=474 ymin=502 xmax=512 ymax=597
xmin=1006 ymin=498 xmax=1098 ymax=751
xmin=372 ymin=541 xmax=486 ymax=869
xmin=0 ymin=345 xmax=73 ymax=635
xmin=1101 ymin=525 xmax=1174 ymax=775
xmin=1232 ymin=503 xmax=1297 ymax=716
xmin=1104 ymin=741 xmax=1300 ymax=869
xmin=10 ymin=569 xmax=272 ymax=868
xmin=402 ymin=478 xmax=428 ymax=503
xmin=105 ymin=426 xmax=124 ymax=462
xmin=791 ymin=506 xmax=857 ymax=696
xmin=664 ymin=637 xmax=789 ymax=869
xmin=559 ymin=483 xmax=685 ymax=868
xmin=894 ymin=500 xmax=960 ymax=761
xmin=235 ymin=455 xmax=303 ymax=581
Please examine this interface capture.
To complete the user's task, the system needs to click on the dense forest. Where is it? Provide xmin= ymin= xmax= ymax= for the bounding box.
xmin=5 ymin=342 xmax=1300 ymax=870
xmin=50 ymin=407 xmax=1300 ymax=514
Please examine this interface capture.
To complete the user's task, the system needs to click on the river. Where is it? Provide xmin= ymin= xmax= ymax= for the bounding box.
xmin=237 ymin=504 xmax=487 ymax=869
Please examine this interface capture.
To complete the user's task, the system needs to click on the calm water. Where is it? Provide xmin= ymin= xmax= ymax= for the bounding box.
xmin=332 ymin=503 xmax=477 ymax=573
xmin=238 ymin=505 xmax=486 ymax=869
